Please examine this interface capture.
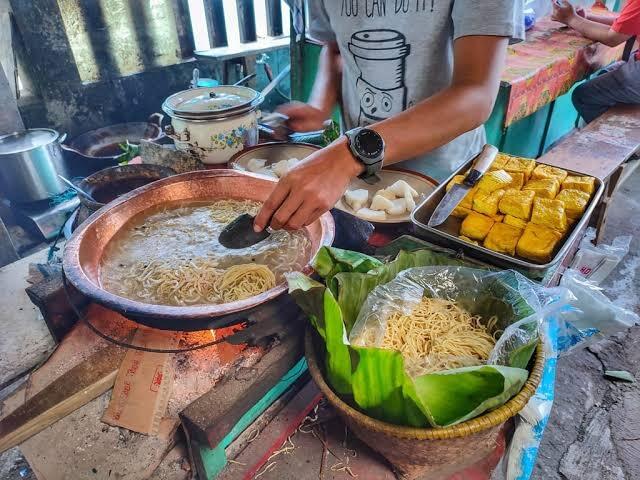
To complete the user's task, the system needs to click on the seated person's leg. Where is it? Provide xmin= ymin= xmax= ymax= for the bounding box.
xmin=572 ymin=59 xmax=640 ymax=123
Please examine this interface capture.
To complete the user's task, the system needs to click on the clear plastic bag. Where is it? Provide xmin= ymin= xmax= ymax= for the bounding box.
xmin=569 ymin=227 xmax=632 ymax=284
xmin=349 ymin=267 xmax=542 ymax=375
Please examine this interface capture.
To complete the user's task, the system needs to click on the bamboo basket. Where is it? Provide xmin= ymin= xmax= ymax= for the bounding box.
xmin=305 ymin=330 xmax=545 ymax=480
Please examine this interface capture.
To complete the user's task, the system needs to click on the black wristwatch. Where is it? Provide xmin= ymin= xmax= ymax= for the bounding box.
xmin=344 ymin=127 xmax=385 ymax=184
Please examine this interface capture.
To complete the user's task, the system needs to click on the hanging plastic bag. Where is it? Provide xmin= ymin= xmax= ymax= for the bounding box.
xmin=569 ymin=227 xmax=632 ymax=284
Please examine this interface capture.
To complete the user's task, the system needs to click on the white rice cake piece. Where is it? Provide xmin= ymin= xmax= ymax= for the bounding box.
xmin=370 ymin=194 xmax=394 ymax=212
xmin=388 ymin=179 xmax=418 ymax=198
xmin=271 ymin=159 xmax=290 ymax=178
xmin=356 ymin=207 xmax=387 ymax=222
xmin=344 ymin=189 xmax=369 ymax=212
xmin=387 ymin=198 xmax=407 ymax=216
xmin=247 ymin=158 xmax=267 ymax=172
xmin=256 ymin=167 xmax=277 ymax=178
xmin=404 ymin=192 xmax=416 ymax=212
xmin=375 ymin=188 xmax=397 ymax=201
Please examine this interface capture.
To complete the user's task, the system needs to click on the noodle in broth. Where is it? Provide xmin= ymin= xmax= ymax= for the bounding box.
xmin=100 ymin=199 xmax=310 ymax=306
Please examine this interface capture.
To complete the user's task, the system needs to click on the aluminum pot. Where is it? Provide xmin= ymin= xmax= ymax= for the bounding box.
xmin=162 ymin=85 xmax=261 ymax=165
xmin=0 ymin=129 xmax=70 ymax=203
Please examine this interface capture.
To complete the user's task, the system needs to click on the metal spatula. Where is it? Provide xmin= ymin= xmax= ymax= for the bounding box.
xmin=218 ymin=213 xmax=270 ymax=249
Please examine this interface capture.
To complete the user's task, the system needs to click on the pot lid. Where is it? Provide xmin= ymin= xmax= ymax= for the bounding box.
xmin=164 ymin=86 xmax=261 ymax=118
xmin=0 ymin=129 xmax=59 ymax=155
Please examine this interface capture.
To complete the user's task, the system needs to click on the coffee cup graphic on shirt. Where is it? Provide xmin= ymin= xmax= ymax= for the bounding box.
xmin=348 ymin=30 xmax=411 ymax=126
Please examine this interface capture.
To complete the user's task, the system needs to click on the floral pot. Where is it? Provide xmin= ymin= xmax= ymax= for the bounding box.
xmin=162 ymin=85 xmax=262 ymax=165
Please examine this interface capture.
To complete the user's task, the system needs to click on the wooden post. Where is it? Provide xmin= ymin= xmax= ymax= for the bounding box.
xmin=203 ymin=0 xmax=228 ymax=48
xmin=266 ymin=0 xmax=283 ymax=37
xmin=171 ymin=0 xmax=196 ymax=58
xmin=236 ymin=0 xmax=257 ymax=44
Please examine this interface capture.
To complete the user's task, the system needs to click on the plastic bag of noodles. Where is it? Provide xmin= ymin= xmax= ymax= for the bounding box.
xmin=287 ymin=246 xmax=549 ymax=428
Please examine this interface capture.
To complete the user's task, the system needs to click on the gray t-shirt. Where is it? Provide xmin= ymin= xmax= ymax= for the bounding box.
xmin=308 ymin=0 xmax=523 ymax=182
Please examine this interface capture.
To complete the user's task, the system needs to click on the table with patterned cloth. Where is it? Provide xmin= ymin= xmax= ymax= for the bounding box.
xmin=501 ymin=17 xmax=625 ymax=129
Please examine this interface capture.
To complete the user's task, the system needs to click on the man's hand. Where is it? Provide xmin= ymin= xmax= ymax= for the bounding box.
xmin=254 ymin=139 xmax=363 ymax=231
xmin=277 ymin=101 xmax=330 ymax=132
xmin=552 ymin=0 xmax=577 ymax=26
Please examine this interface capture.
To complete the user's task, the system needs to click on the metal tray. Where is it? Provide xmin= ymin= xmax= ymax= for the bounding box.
xmin=411 ymin=158 xmax=604 ymax=275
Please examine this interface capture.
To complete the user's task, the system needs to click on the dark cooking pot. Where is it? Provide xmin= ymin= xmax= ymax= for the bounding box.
xmin=61 ymin=113 xmax=164 ymax=177
xmin=77 ymin=164 xmax=175 ymax=213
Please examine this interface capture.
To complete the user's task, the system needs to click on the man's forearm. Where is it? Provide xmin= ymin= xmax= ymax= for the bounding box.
xmin=568 ymin=15 xmax=629 ymax=46
xmin=308 ymin=44 xmax=341 ymax=117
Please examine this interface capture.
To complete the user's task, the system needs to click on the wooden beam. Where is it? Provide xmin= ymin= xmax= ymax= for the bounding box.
xmin=266 ymin=0 xmax=283 ymax=37
xmin=0 ymin=0 xmax=16 ymax=98
xmin=0 ymin=344 xmax=124 ymax=454
xmin=180 ymin=326 xmax=304 ymax=448
xmin=203 ymin=0 xmax=228 ymax=48
xmin=236 ymin=0 xmax=257 ymax=44
xmin=0 ymin=53 xmax=22 ymax=134
xmin=171 ymin=0 xmax=196 ymax=58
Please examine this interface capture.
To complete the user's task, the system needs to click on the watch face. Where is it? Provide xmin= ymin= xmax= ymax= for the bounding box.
xmin=354 ymin=129 xmax=384 ymax=162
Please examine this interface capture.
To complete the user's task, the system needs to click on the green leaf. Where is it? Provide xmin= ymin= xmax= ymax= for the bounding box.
xmin=412 ymin=365 xmax=529 ymax=427
xmin=312 ymin=247 xmax=381 ymax=282
xmin=604 ymin=370 xmax=635 ymax=383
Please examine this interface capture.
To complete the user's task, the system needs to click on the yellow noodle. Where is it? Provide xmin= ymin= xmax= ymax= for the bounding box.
xmin=362 ymin=297 xmax=497 ymax=376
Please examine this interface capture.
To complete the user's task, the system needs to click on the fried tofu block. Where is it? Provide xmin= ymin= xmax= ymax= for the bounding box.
xmin=473 ymin=189 xmax=506 ymax=216
xmin=446 ymin=175 xmax=465 ymax=192
xmin=483 ymin=223 xmax=524 ymax=256
xmin=516 ymin=224 xmax=563 ymax=263
xmin=562 ymin=175 xmax=596 ymax=195
xmin=477 ymin=170 xmax=513 ymax=193
xmin=530 ymin=198 xmax=568 ymax=232
xmin=451 ymin=205 xmax=472 ymax=218
xmin=523 ymin=178 xmax=560 ymax=199
xmin=499 ymin=188 xmax=536 ymax=220
xmin=445 ymin=175 xmax=477 ymax=209
xmin=490 ymin=213 xmax=505 ymax=222
xmin=504 ymin=156 xmax=536 ymax=182
xmin=490 ymin=154 xmax=510 ymax=171
xmin=531 ymin=164 xmax=568 ymax=183
xmin=459 ymin=235 xmax=479 ymax=246
xmin=503 ymin=215 xmax=528 ymax=229
xmin=460 ymin=212 xmax=495 ymax=241
xmin=556 ymin=189 xmax=591 ymax=219
xmin=507 ymin=172 xmax=526 ymax=190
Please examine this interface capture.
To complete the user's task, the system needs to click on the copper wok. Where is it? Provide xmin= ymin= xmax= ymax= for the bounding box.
xmin=63 ymin=169 xmax=335 ymax=330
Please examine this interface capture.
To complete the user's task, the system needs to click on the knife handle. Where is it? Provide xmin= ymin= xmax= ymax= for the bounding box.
xmin=463 ymin=144 xmax=499 ymax=187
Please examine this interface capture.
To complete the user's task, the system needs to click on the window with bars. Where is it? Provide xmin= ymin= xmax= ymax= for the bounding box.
xmin=53 ymin=0 xmax=292 ymax=83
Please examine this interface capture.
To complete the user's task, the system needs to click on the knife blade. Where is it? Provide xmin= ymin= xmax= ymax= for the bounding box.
xmin=427 ymin=144 xmax=498 ymax=227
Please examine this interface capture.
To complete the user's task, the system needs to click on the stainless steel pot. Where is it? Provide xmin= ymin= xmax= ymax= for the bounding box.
xmin=0 ymin=129 xmax=71 ymax=203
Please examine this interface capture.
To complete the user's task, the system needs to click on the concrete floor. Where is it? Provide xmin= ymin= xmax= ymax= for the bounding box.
xmin=532 ymin=168 xmax=640 ymax=479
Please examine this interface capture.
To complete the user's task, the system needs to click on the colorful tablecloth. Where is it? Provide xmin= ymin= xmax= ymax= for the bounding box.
xmin=501 ymin=18 xmax=625 ymax=128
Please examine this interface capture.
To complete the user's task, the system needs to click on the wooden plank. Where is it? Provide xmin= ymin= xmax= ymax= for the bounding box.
xmin=217 ymin=380 xmax=322 ymax=480
xmin=180 ymin=326 xmax=304 ymax=448
xmin=539 ymin=105 xmax=640 ymax=180
xmin=266 ymin=0 xmax=283 ymax=37
xmin=0 ymin=1 xmax=16 ymax=98
xmin=0 ymin=343 xmax=124 ymax=453
xmin=195 ymin=36 xmax=289 ymax=61
xmin=203 ymin=0 xmax=228 ymax=48
xmin=236 ymin=0 xmax=257 ymax=44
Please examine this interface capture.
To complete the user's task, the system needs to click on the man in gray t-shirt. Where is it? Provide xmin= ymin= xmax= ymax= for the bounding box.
xmin=254 ymin=0 xmax=523 ymax=232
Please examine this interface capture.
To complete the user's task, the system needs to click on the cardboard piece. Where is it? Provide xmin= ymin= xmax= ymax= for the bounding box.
xmin=102 ymin=328 xmax=178 ymax=435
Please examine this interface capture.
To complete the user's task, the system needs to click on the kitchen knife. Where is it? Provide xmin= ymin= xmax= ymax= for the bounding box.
xmin=427 ymin=144 xmax=499 ymax=227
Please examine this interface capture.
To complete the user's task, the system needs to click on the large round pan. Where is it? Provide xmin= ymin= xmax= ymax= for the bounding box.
xmin=63 ymin=169 xmax=335 ymax=330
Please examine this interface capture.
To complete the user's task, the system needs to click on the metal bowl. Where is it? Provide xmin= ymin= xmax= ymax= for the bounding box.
xmin=77 ymin=164 xmax=175 ymax=213
xmin=63 ymin=169 xmax=335 ymax=329
xmin=228 ymin=142 xmax=320 ymax=176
